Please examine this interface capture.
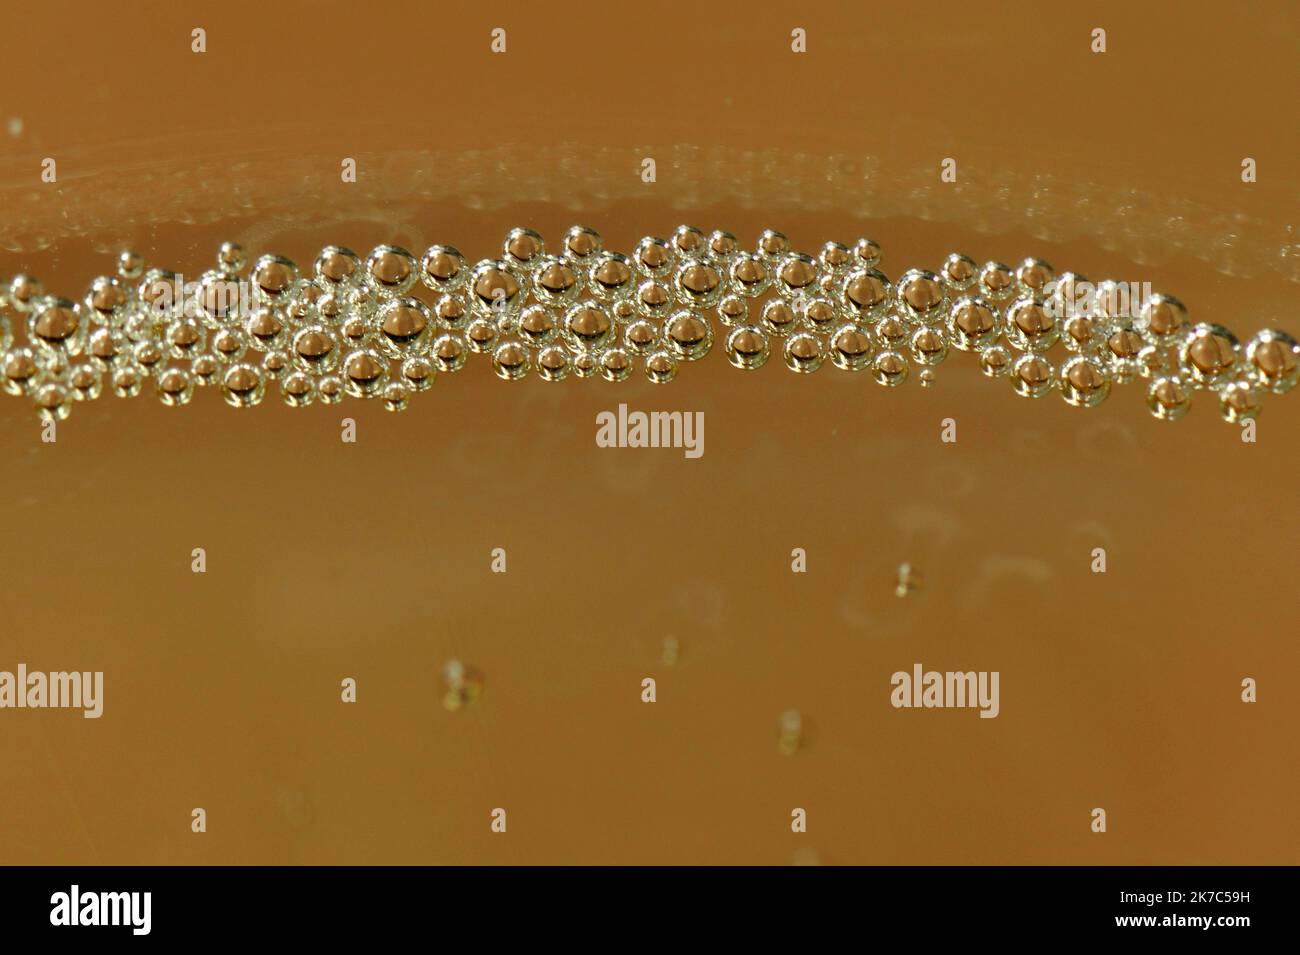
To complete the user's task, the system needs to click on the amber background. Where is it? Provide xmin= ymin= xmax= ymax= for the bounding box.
xmin=0 ymin=0 xmax=1297 ymax=864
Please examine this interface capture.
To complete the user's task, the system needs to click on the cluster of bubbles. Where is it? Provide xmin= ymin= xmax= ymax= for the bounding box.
xmin=2 ymin=226 xmax=1296 ymax=423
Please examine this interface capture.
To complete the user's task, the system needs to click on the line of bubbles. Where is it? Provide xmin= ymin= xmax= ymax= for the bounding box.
xmin=2 ymin=226 xmax=1296 ymax=422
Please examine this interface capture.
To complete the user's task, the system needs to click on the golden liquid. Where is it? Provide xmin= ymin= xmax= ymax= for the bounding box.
xmin=0 ymin=0 xmax=1296 ymax=865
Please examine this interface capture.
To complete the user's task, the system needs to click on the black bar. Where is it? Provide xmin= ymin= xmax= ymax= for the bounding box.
xmin=0 ymin=866 xmax=1289 ymax=941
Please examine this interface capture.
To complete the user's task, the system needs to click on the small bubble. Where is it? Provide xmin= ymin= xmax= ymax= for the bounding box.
xmin=442 ymin=660 xmax=484 ymax=711
xmin=662 ymin=636 xmax=679 ymax=666
xmin=894 ymin=562 xmax=922 ymax=597
xmin=778 ymin=709 xmax=803 ymax=756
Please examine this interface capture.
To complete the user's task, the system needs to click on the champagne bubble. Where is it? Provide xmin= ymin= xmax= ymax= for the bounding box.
xmin=783 ymin=332 xmax=824 ymax=373
xmin=896 ymin=269 xmax=948 ymax=324
xmin=292 ymin=324 xmax=339 ymax=374
xmin=774 ymin=252 xmax=820 ymax=302
xmin=374 ymin=298 xmax=432 ymax=358
xmin=341 ymin=348 xmax=389 ymax=398
xmin=210 ymin=326 xmax=249 ymax=365
xmin=977 ymin=261 xmax=1015 ymax=303
xmin=623 ymin=317 xmax=660 ymax=355
xmin=8 ymin=274 xmax=43 ymax=312
xmin=382 ymin=381 xmax=411 ymax=413
xmin=364 ymin=245 xmax=418 ymax=298
xmin=818 ymin=240 xmax=853 ymax=276
xmin=468 ymin=258 xmax=525 ymax=320
xmin=918 ymin=368 xmax=936 ymax=388
xmin=244 ymin=306 xmax=288 ymax=351
xmin=852 ymin=237 xmax=882 ymax=268
xmin=644 ymin=349 xmax=678 ymax=383
xmin=909 ymin=326 xmax=948 ymax=366
xmin=190 ymin=354 xmax=219 ymax=386
xmin=194 ymin=269 xmax=243 ymax=327
xmin=220 ymin=363 xmax=265 ymax=407
xmin=317 ymin=375 xmax=344 ymax=404
xmin=84 ymin=275 xmax=132 ymax=327
xmin=419 ymin=244 xmax=466 ymax=293
xmin=1062 ymin=312 xmax=1106 ymax=353
xmin=156 ymin=366 xmax=195 ymax=407
xmin=1146 ymin=375 xmax=1191 ymax=420
xmin=1138 ymin=292 xmax=1189 ymax=345
xmin=1218 ymin=380 xmax=1263 ymax=423
xmin=1 ymin=348 xmax=39 ymax=394
xmin=612 ymin=299 xmax=638 ymax=324
xmin=1245 ymin=329 xmax=1298 ymax=394
xmin=1104 ymin=318 xmax=1145 ymax=383
xmin=116 ymin=250 xmax=144 ymax=281
xmin=872 ymin=314 xmax=909 ymax=350
xmin=979 ymin=344 xmax=1012 ymax=377
xmin=131 ymin=338 xmax=167 ymax=376
xmin=563 ymin=303 xmax=614 ymax=353
xmin=664 ymin=310 xmax=713 ymax=360
xmin=503 ymin=227 xmax=545 ymax=270
xmin=111 ymin=361 xmax=145 ymax=398
xmin=599 ymin=347 xmax=634 ymax=382
xmin=517 ymin=304 xmax=558 ymax=349
xmin=830 ymin=324 xmax=874 ymax=372
xmin=280 ymin=370 xmax=316 ymax=407
xmin=634 ymin=278 xmax=674 ymax=320
xmin=68 ymin=362 xmax=102 ymax=401
xmin=465 ymin=317 xmax=498 ymax=353
xmin=491 ymin=339 xmax=531 ymax=380
xmin=431 ymin=333 xmax=468 ymax=372
xmin=801 ymin=296 xmax=839 ymax=336
xmin=672 ymin=258 xmax=724 ymax=309
xmin=588 ymin=252 xmax=635 ymax=302
xmin=760 ymin=299 xmax=800 ymax=337
xmin=941 ymin=252 xmax=978 ymax=291
xmin=562 ymin=225 xmax=603 ymax=262
xmin=709 ymin=229 xmax=739 ymax=259
xmin=400 ymin=355 xmax=435 ymax=393
xmin=871 ymin=349 xmax=909 ymax=386
xmin=1058 ymin=355 xmax=1112 ymax=408
xmin=633 ymin=236 xmax=675 ymax=278
xmin=136 ymin=267 xmax=180 ymax=322
xmin=671 ymin=224 xmax=708 ymax=258
xmin=261 ymin=349 xmax=290 ymax=381
xmin=727 ymin=252 xmax=771 ymax=298
xmin=250 ymin=255 xmax=299 ymax=306
xmin=434 ymin=293 xmax=470 ymax=331
xmin=1179 ymin=323 xmax=1241 ymax=388
xmin=33 ymin=381 xmax=72 ymax=422
xmin=1005 ymin=295 xmax=1059 ymax=352
xmin=947 ymin=296 xmax=999 ymax=351
xmin=537 ymin=345 xmax=571 ymax=381
xmin=839 ymin=268 xmax=892 ymax=322
xmin=725 ymin=325 xmax=770 ymax=369
xmin=756 ymin=228 xmax=790 ymax=262
xmin=1015 ymin=257 xmax=1055 ymax=294
xmin=217 ymin=241 xmax=246 ymax=274
xmin=87 ymin=326 xmax=126 ymax=368
xmin=530 ymin=255 xmax=583 ymax=307
xmin=1046 ymin=272 xmax=1091 ymax=321
xmin=315 ymin=245 xmax=361 ymax=289
xmin=28 ymin=297 xmax=85 ymax=356
xmin=1011 ymin=353 xmax=1054 ymax=398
